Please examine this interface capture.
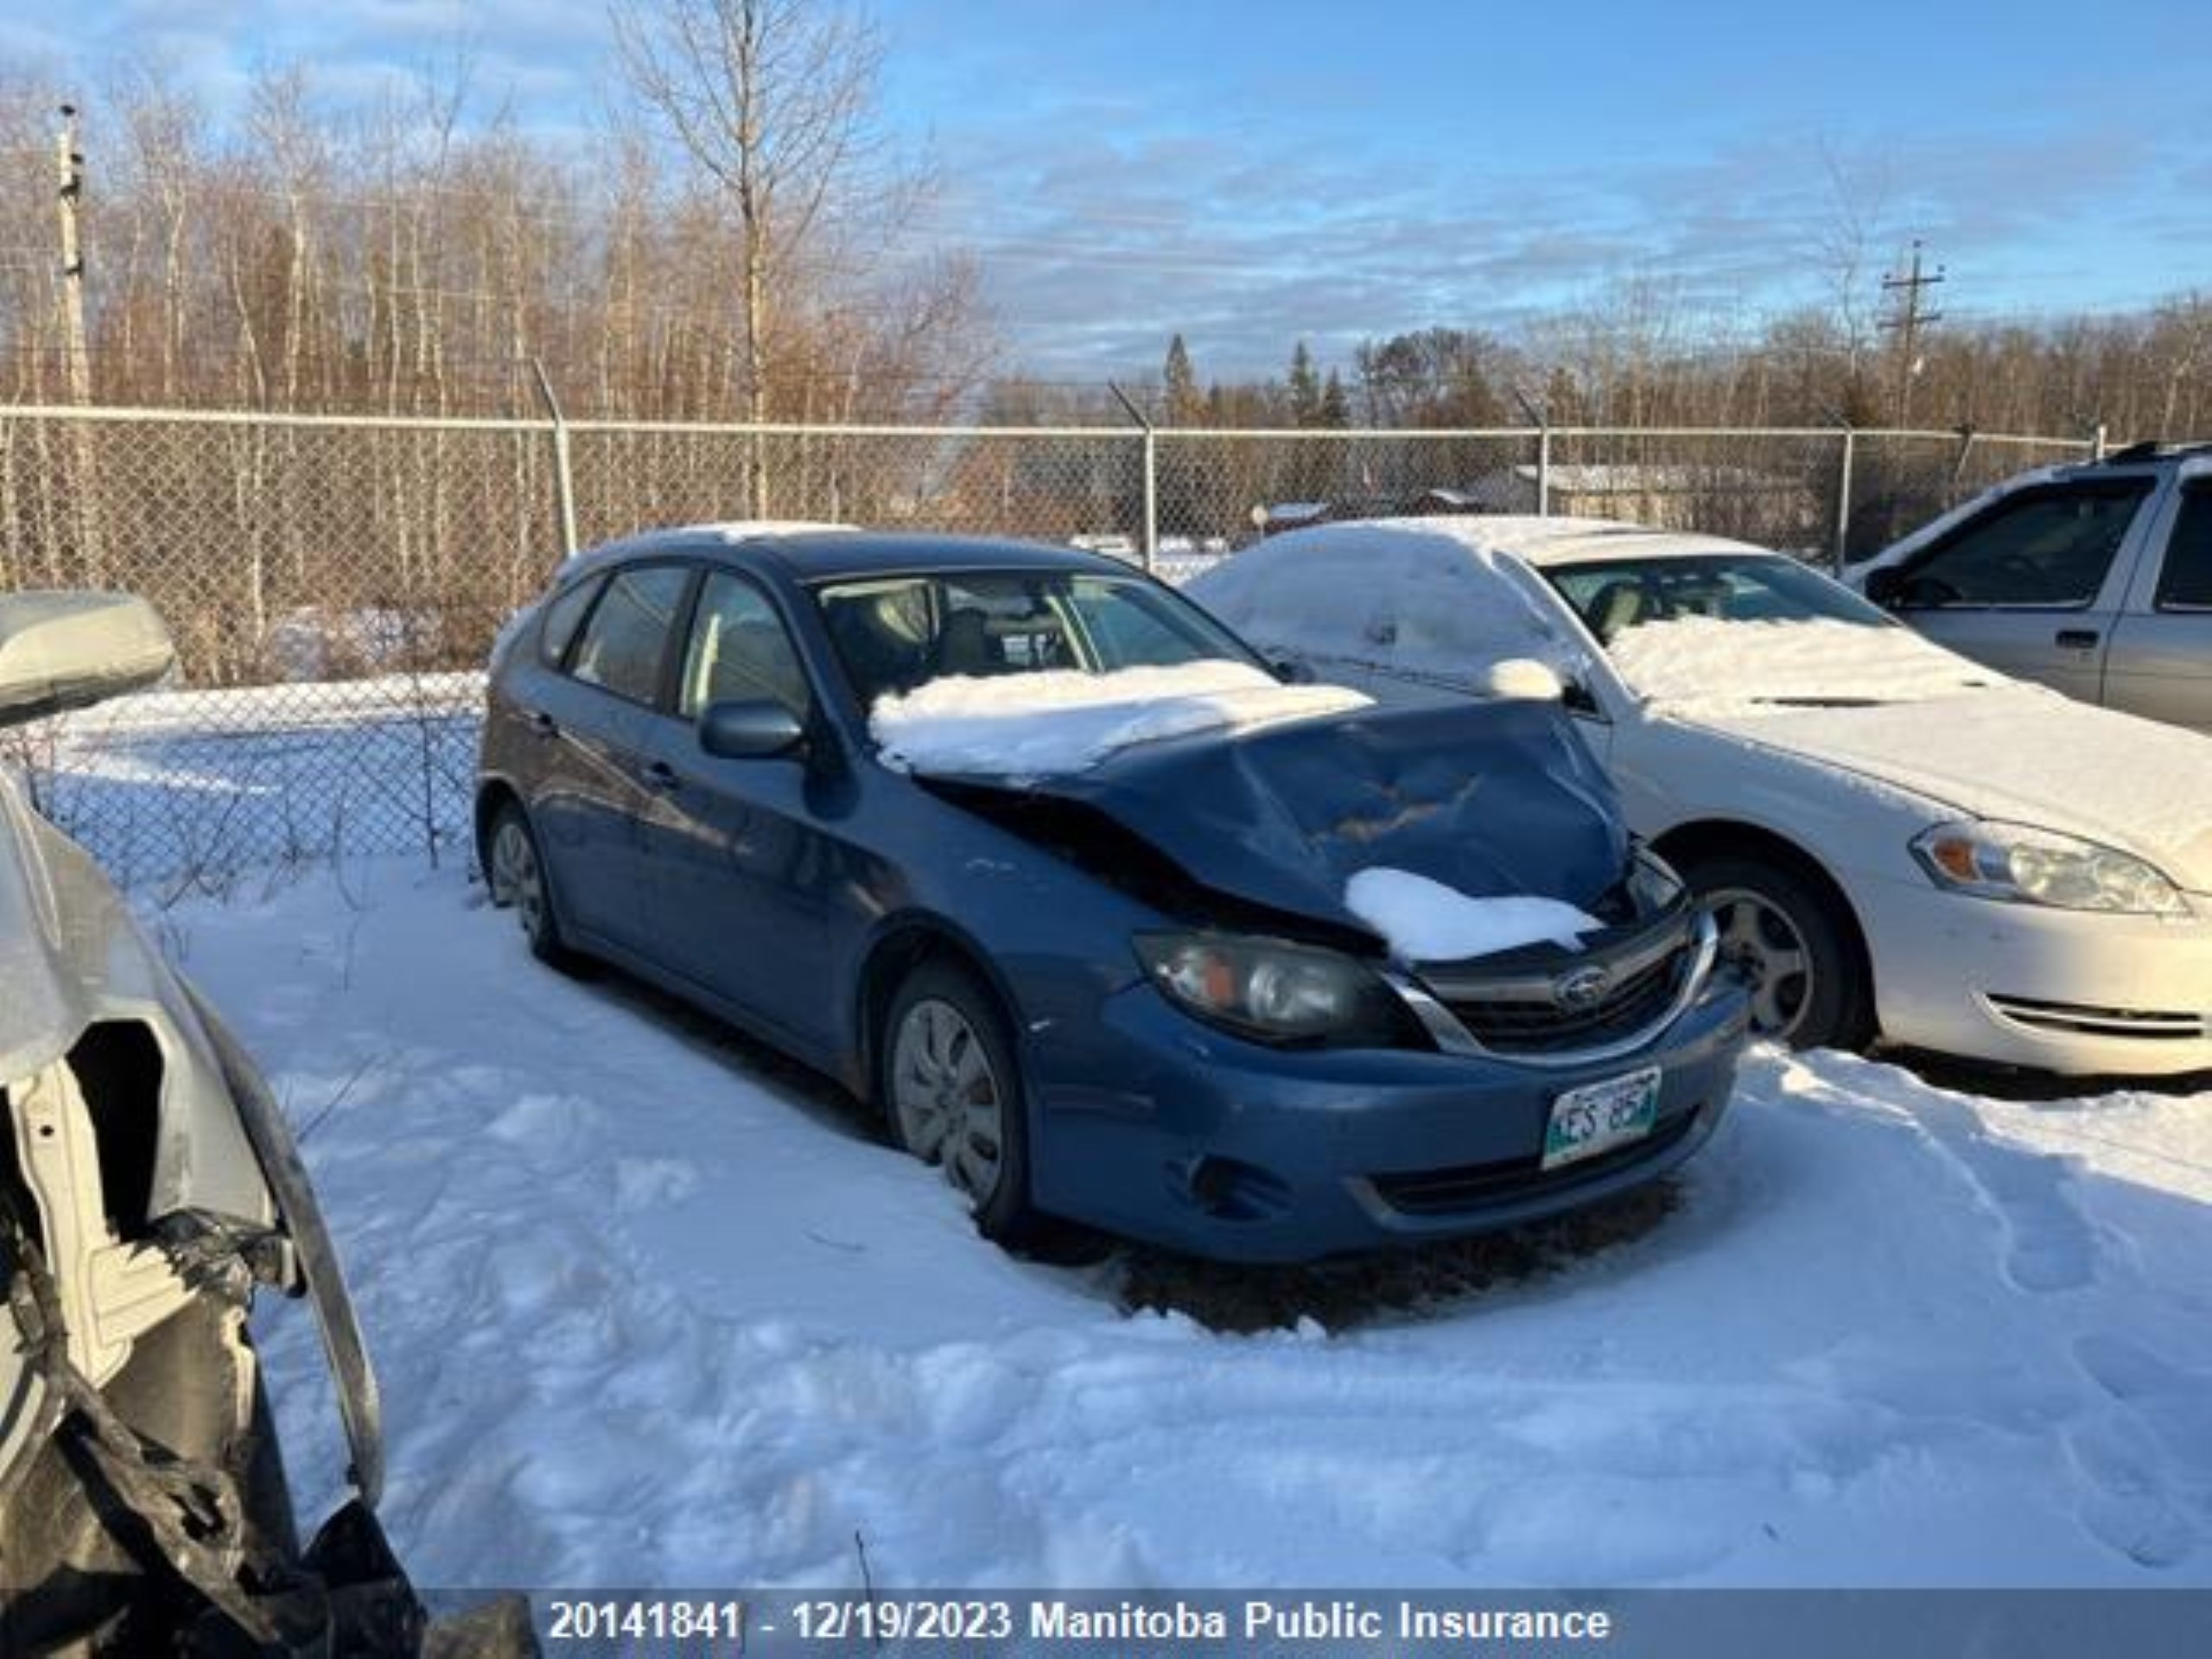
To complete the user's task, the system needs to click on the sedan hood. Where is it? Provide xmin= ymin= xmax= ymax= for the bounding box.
xmin=1699 ymin=685 xmax=2212 ymax=893
xmin=937 ymin=698 xmax=1629 ymax=942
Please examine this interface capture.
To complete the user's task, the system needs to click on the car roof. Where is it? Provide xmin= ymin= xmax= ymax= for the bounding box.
xmin=567 ymin=524 xmax=1140 ymax=584
xmin=1272 ymin=513 xmax=1774 ymax=569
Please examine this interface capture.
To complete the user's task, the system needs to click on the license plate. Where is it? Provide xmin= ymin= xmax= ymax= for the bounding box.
xmin=1541 ymin=1066 xmax=1662 ymax=1172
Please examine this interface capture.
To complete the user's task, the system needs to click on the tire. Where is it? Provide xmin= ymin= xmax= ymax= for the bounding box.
xmin=486 ymin=800 xmax=581 ymax=971
xmin=880 ymin=960 xmax=1040 ymax=1245
xmin=1679 ymin=851 xmax=1874 ymax=1052
xmin=0 ymin=1299 xmax=295 ymax=1653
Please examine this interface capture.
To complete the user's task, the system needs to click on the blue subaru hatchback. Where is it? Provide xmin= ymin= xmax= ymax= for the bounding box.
xmin=476 ymin=526 xmax=1748 ymax=1262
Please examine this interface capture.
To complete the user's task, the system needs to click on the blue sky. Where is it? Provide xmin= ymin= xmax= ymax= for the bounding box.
xmin=13 ymin=0 xmax=2210 ymax=378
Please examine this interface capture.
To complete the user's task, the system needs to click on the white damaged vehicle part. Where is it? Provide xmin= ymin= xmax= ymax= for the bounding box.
xmin=0 ymin=594 xmax=527 ymax=1655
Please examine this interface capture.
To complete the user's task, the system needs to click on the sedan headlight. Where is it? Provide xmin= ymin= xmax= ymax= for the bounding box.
xmin=1135 ymin=932 xmax=1416 ymax=1047
xmin=1910 ymin=821 xmax=2190 ymax=918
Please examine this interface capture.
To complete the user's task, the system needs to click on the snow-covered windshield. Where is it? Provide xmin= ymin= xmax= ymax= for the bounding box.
xmin=1548 ymin=553 xmax=1997 ymax=709
xmin=814 ymin=570 xmax=1259 ymax=709
xmin=1545 ymin=554 xmax=1891 ymax=645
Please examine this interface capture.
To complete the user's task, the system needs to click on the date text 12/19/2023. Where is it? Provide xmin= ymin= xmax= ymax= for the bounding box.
xmin=541 ymin=1597 xmax=1617 ymax=1647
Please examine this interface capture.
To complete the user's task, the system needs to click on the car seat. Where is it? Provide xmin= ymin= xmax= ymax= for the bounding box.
xmin=934 ymin=607 xmax=1006 ymax=677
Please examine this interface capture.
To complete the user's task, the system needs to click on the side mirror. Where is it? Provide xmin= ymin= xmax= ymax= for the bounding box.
xmin=699 ymin=699 xmax=807 ymax=760
xmin=1864 ymin=567 xmax=1905 ymax=608
xmin=1266 ymin=654 xmax=1315 ymax=685
xmin=0 ymin=592 xmax=174 ymax=728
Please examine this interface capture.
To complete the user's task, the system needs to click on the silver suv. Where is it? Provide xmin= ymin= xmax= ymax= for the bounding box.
xmin=1853 ymin=442 xmax=2212 ymax=733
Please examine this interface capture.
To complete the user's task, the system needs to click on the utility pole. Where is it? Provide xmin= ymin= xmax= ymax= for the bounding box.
xmin=54 ymin=103 xmax=92 ymax=406
xmin=1879 ymin=238 xmax=1944 ymax=427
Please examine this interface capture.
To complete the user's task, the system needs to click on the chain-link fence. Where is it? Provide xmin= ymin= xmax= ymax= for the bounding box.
xmin=0 ymin=404 xmax=2096 ymax=887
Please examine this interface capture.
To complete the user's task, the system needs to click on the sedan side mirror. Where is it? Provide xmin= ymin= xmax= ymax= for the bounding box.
xmin=699 ymin=699 xmax=807 ymax=760
xmin=1266 ymin=654 xmax=1315 ymax=684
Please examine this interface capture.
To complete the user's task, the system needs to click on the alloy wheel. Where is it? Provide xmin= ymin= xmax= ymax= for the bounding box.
xmin=1706 ymin=886 xmax=1815 ymax=1039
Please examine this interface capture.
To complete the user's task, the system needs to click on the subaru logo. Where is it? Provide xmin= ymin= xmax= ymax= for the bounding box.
xmin=1553 ymin=965 xmax=1611 ymax=1010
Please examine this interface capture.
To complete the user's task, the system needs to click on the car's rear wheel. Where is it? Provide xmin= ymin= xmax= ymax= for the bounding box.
xmin=486 ymin=801 xmax=579 ymax=970
xmin=1681 ymin=852 xmax=1872 ymax=1051
xmin=881 ymin=962 xmax=1039 ymax=1244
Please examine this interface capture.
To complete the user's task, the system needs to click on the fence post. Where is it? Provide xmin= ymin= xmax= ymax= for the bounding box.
xmin=1832 ymin=426 xmax=1855 ymax=573
xmin=1108 ymin=381 xmax=1158 ymax=570
xmin=531 ymin=359 xmax=580 ymax=561
xmin=1535 ymin=423 xmax=1551 ymax=518
xmin=2092 ymin=422 xmax=2108 ymax=461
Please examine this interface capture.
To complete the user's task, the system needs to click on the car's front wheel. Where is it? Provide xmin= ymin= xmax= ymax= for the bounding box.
xmin=1681 ymin=852 xmax=1873 ymax=1051
xmin=486 ymin=801 xmax=579 ymax=971
xmin=881 ymin=961 xmax=1039 ymax=1244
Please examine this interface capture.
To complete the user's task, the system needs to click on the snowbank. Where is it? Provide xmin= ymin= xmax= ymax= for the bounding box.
xmin=1605 ymin=615 xmax=2001 ymax=711
xmin=189 ymin=867 xmax=2212 ymax=1591
xmin=1346 ymin=868 xmax=1599 ymax=960
xmin=869 ymin=662 xmax=1369 ymax=777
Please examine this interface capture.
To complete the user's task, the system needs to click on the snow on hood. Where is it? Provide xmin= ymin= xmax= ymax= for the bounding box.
xmin=1345 ymin=868 xmax=1600 ymax=961
xmin=1607 ymin=615 xmax=2002 ymax=711
xmin=869 ymin=662 xmax=1370 ymax=778
xmin=1700 ymin=685 xmax=2212 ymax=893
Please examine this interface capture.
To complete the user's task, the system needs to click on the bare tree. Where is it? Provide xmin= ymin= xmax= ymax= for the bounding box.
xmin=611 ymin=0 xmax=900 ymax=507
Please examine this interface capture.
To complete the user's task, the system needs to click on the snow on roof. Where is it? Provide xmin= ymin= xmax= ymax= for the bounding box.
xmin=680 ymin=520 xmax=860 ymax=543
xmin=1187 ymin=518 xmax=1587 ymax=683
xmin=869 ymin=661 xmax=1370 ymax=779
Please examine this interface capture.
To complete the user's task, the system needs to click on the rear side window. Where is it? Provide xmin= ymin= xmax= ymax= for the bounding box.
xmin=569 ymin=564 xmax=691 ymax=706
xmin=1899 ymin=480 xmax=2151 ymax=607
xmin=538 ymin=574 xmax=606 ymax=666
xmin=2155 ymin=486 xmax=2212 ymax=609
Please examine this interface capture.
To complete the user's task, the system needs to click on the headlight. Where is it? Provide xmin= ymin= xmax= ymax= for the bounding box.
xmin=1910 ymin=821 xmax=2190 ymax=918
xmin=1135 ymin=932 xmax=1417 ymax=1047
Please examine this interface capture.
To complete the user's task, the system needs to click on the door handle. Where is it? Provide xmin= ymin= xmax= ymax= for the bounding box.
xmin=642 ymin=760 xmax=683 ymax=791
xmin=2055 ymin=628 xmax=2101 ymax=651
xmin=524 ymin=709 xmax=558 ymax=738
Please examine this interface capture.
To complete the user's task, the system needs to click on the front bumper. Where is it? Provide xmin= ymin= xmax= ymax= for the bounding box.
xmin=1026 ymin=972 xmax=1749 ymax=1263
xmin=1859 ymin=874 xmax=2212 ymax=1077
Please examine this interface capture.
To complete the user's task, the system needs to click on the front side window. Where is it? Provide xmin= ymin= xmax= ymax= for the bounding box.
xmin=1897 ymin=481 xmax=2152 ymax=608
xmin=678 ymin=572 xmax=813 ymax=718
xmin=813 ymin=571 xmax=1258 ymax=708
xmin=569 ymin=564 xmax=690 ymax=705
xmin=2155 ymin=486 xmax=2212 ymax=610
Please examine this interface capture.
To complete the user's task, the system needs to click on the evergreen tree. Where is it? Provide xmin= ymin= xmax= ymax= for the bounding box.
xmin=1319 ymin=369 xmax=1351 ymax=429
xmin=1287 ymin=340 xmax=1322 ymax=427
xmin=1162 ymin=334 xmax=1202 ymax=425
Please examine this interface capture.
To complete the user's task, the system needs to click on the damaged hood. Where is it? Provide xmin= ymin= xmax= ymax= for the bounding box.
xmin=936 ymin=698 xmax=1628 ymax=940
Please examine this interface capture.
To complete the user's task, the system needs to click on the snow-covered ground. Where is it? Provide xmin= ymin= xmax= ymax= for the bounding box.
xmin=159 ymin=861 xmax=2212 ymax=1592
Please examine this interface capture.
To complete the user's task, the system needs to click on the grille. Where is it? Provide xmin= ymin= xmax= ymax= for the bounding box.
xmin=1416 ymin=916 xmax=1696 ymax=1057
xmin=1370 ymin=1107 xmax=1702 ymax=1217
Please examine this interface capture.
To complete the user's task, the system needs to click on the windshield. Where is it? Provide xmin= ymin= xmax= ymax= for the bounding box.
xmin=1546 ymin=554 xmax=1893 ymax=645
xmin=812 ymin=570 xmax=1262 ymax=708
